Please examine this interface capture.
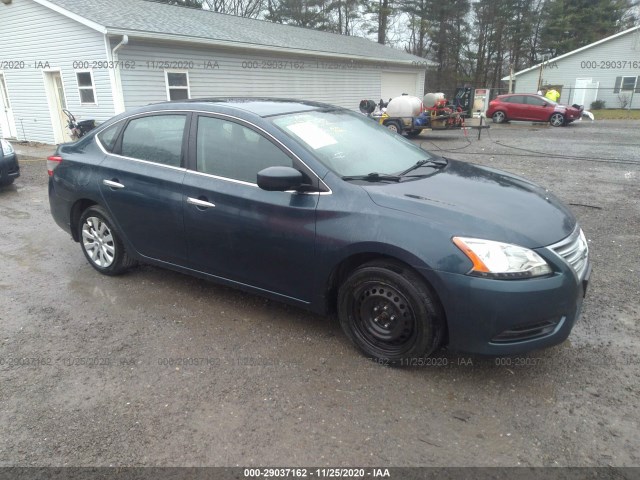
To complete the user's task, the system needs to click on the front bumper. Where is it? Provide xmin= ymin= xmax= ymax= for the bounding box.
xmin=419 ymin=236 xmax=590 ymax=356
xmin=0 ymin=152 xmax=20 ymax=183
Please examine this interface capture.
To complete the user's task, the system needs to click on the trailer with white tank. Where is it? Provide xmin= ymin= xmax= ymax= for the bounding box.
xmin=359 ymin=93 xmax=465 ymax=137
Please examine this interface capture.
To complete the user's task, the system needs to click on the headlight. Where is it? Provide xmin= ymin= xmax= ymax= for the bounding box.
xmin=1 ymin=139 xmax=14 ymax=156
xmin=453 ymin=237 xmax=552 ymax=279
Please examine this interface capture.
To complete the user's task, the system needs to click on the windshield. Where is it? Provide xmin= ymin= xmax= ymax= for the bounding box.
xmin=271 ymin=110 xmax=434 ymax=177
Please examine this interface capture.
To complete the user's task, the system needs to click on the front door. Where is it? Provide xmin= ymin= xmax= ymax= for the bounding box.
xmin=43 ymin=71 xmax=72 ymax=143
xmin=183 ymin=115 xmax=318 ymax=302
xmin=0 ymin=74 xmax=17 ymax=139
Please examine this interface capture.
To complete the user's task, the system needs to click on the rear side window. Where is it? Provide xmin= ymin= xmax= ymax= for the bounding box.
xmin=526 ymin=96 xmax=547 ymax=106
xmin=121 ymin=115 xmax=186 ymax=167
xmin=505 ymin=95 xmax=525 ymax=104
xmin=97 ymin=124 xmax=121 ymax=152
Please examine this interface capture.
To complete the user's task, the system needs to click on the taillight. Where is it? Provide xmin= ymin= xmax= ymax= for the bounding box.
xmin=47 ymin=155 xmax=62 ymax=176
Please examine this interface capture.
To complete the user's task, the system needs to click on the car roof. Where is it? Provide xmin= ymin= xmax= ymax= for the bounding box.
xmin=164 ymin=97 xmax=339 ymax=117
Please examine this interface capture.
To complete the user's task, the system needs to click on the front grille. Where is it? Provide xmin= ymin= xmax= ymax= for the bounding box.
xmin=549 ymin=227 xmax=589 ymax=280
xmin=491 ymin=319 xmax=560 ymax=343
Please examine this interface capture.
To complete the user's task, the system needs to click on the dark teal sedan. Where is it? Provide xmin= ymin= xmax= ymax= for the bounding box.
xmin=48 ymin=99 xmax=590 ymax=364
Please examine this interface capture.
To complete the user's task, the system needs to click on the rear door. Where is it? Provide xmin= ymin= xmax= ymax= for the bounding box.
xmin=503 ymin=95 xmax=528 ymax=120
xmin=98 ymin=112 xmax=189 ymax=265
xmin=182 ymin=114 xmax=318 ymax=302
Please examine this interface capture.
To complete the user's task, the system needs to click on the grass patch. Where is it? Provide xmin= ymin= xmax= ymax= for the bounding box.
xmin=592 ymin=109 xmax=640 ymax=120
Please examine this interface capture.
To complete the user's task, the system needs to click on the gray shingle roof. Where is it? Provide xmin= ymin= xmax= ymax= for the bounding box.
xmin=42 ymin=0 xmax=427 ymax=64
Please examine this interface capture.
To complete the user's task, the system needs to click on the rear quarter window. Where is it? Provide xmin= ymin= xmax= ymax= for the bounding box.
xmin=97 ymin=124 xmax=121 ymax=152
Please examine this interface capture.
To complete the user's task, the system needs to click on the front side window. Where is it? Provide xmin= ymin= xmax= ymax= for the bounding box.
xmin=76 ymin=71 xmax=96 ymax=104
xmin=120 ymin=114 xmax=186 ymax=167
xmin=165 ymin=71 xmax=190 ymax=100
xmin=196 ymin=116 xmax=292 ymax=183
xmin=272 ymin=110 xmax=432 ymax=177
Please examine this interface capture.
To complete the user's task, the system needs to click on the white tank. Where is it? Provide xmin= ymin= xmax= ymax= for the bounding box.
xmin=423 ymin=92 xmax=445 ymax=108
xmin=386 ymin=95 xmax=423 ymax=117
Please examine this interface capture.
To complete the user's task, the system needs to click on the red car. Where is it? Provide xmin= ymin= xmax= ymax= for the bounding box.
xmin=487 ymin=94 xmax=583 ymax=127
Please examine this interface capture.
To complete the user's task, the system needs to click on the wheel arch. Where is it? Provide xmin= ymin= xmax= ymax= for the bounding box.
xmin=324 ymin=250 xmax=446 ymax=319
xmin=70 ymin=198 xmax=99 ymax=242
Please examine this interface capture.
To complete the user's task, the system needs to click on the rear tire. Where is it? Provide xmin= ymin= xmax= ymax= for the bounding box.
xmin=0 ymin=178 xmax=15 ymax=187
xmin=492 ymin=111 xmax=507 ymax=123
xmin=337 ymin=260 xmax=445 ymax=365
xmin=78 ymin=205 xmax=137 ymax=275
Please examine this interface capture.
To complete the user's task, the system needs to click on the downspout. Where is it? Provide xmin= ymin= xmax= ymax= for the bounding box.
xmin=112 ymin=34 xmax=129 ymax=56
xmin=111 ymin=35 xmax=129 ymax=113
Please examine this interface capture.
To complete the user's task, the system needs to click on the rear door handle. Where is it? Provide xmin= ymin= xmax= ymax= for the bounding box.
xmin=103 ymin=179 xmax=125 ymax=189
xmin=187 ymin=197 xmax=216 ymax=208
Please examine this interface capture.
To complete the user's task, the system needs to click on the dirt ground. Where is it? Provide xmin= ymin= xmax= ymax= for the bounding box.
xmin=0 ymin=119 xmax=638 ymax=468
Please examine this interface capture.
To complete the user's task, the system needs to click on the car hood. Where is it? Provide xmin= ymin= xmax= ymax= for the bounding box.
xmin=364 ymin=159 xmax=576 ymax=248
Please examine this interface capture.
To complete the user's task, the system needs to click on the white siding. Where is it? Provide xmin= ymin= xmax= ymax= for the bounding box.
xmin=115 ymin=41 xmax=426 ymax=111
xmin=515 ymin=29 xmax=640 ymax=109
xmin=0 ymin=0 xmax=115 ymax=143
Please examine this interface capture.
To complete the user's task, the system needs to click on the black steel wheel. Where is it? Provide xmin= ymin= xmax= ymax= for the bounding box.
xmin=338 ymin=260 xmax=444 ymax=365
xmin=78 ymin=205 xmax=137 ymax=275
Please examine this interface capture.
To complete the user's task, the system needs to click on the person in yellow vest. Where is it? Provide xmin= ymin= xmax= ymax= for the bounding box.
xmin=545 ymin=88 xmax=560 ymax=102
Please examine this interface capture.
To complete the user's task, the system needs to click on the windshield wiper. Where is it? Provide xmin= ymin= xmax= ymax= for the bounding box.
xmin=342 ymin=172 xmax=401 ymax=182
xmin=398 ymin=157 xmax=448 ymax=177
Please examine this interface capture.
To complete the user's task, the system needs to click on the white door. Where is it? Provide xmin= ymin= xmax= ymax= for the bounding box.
xmin=0 ymin=74 xmax=17 ymax=139
xmin=43 ymin=71 xmax=72 ymax=143
xmin=583 ymin=82 xmax=599 ymax=108
xmin=573 ymin=78 xmax=592 ymax=106
xmin=381 ymin=72 xmax=418 ymax=101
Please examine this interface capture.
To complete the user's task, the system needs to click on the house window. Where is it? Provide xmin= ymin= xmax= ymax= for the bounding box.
xmin=76 ymin=71 xmax=96 ymax=104
xmin=165 ymin=71 xmax=190 ymax=100
xmin=614 ymin=76 xmax=640 ymax=93
xmin=621 ymin=76 xmax=637 ymax=92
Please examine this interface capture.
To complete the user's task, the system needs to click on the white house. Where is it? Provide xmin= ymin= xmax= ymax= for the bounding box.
xmin=0 ymin=0 xmax=430 ymax=144
xmin=506 ymin=25 xmax=640 ymax=109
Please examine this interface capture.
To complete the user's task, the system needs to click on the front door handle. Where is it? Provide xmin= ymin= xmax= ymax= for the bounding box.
xmin=187 ymin=197 xmax=216 ymax=209
xmin=103 ymin=179 xmax=125 ymax=189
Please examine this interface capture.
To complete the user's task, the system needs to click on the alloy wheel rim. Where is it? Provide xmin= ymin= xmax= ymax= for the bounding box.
xmin=494 ymin=112 xmax=504 ymax=122
xmin=82 ymin=216 xmax=115 ymax=268
xmin=551 ymin=114 xmax=563 ymax=126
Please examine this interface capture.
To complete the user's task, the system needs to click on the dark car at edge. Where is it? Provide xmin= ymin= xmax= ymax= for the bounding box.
xmin=47 ymin=98 xmax=591 ymax=364
xmin=0 ymin=138 xmax=20 ymax=186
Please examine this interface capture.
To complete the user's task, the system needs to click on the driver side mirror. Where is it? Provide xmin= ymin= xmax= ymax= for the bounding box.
xmin=257 ymin=166 xmax=305 ymax=192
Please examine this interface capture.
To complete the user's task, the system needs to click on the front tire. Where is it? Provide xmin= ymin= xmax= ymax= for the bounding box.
xmin=550 ymin=112 xmax=565 ymax=127
xmin=406 ymin=129 xmax=422 ymax=138
xmin=0 ymin=178 xmax=15 ymax=187
xmin=78 ymin=205 xmax=136 ymax=275
xmin=338 ymin=260 xmax=445 ymax=365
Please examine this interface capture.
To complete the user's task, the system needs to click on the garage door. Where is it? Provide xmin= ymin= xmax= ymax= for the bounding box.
xmin=381 ymin=72 xmax=418 ymax=101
